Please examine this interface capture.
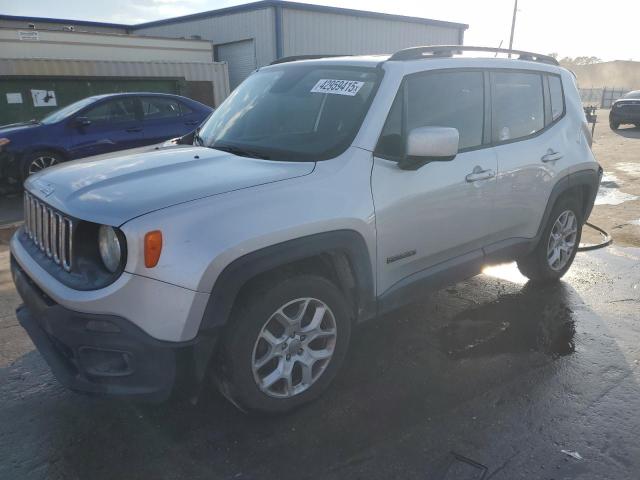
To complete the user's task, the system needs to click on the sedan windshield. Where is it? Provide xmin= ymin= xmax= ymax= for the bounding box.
xmin=197 ymin=64 xmax=380 ymax=161
xmin=40 ymin=97 xmax=98 ymax=124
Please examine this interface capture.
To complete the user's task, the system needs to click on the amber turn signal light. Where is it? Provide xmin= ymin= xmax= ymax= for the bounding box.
xmin=144 ymin=230 xmax=163 ymax=268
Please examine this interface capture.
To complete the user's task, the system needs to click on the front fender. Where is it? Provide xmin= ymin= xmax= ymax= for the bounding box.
xmin=199 ymin=230 xmax=376 ymax=331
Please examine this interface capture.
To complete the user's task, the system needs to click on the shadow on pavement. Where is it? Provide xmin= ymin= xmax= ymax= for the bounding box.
xmin=613 ymin=125 xmax=640 ymax=139
xmin=0 ymin=189 xmax=23 ymax=227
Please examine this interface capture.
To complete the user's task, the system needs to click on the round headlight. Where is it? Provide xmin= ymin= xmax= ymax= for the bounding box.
xmin=98 ymin=225 xmax=122 ymax=273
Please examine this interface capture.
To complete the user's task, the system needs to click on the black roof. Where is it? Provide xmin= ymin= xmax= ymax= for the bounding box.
xmin=0 ymin=1 xmax=468 ymax=31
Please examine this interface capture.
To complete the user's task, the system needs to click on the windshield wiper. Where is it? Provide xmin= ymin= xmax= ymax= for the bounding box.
xmin=210 ymin=143 xmax=271 ymax=160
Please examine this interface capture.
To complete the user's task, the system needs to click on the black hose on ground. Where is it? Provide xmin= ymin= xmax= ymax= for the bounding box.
xmin=578 ymin=222 xmax=613 ymax=252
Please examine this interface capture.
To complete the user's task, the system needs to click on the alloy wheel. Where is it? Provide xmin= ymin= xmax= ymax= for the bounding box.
xmin=251 ymin=297 xmax=337 ymax=398
xmin=28 ymin=155 xmax=59 ymax=175
xmin=547 ymin=210 xmax=578 ymax=271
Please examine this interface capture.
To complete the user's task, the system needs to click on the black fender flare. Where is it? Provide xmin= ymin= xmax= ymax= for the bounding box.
xmin=531 ymin=167 xmax=602 ymax=249
xmin=199 ymin=230 xmax=377 ymax=333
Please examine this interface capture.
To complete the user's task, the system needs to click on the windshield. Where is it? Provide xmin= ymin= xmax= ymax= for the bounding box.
xmin=40 ymin=97 xmax=99 ymax=124
xmin=197 ymin=64 xmax=380 ymax=161
xmin=623 ymin=90 xmax=640 ymax=99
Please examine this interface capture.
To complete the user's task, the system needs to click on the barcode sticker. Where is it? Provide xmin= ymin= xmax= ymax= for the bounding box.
xmin=310 ymin=79 xmax=364 ymax=96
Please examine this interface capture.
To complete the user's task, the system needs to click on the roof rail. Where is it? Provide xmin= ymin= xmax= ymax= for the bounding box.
xmin=270 ymin=54 xmax=352 ymax=65
xmin=388 ymin=46 xmax=559 ymax=66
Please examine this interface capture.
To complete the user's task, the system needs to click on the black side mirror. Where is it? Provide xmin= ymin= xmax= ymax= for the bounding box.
xmin=76 ymin=116 xmax=92 ymax=127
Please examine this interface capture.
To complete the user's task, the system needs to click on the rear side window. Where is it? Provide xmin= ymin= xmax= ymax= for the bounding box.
xmin=142 ymin=97 xmax=182 ymax=120
xmin=548 ymin=75 xmax=565 ymax=122
xmin=492 ymin=72 xmax=544 ymax=142
xmin=376 ymin=70 xmax=485 ymax=158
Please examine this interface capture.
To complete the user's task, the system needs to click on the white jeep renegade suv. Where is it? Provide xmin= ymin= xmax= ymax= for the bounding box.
xmin=11 ymin=46 xmax=601 ymax=413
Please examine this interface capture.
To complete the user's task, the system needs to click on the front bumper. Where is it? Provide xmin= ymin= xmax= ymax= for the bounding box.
xmin=610 ymin=108 xmax=640 ymax=124
xmin=11 ymin=256 xmax=218 ymax=401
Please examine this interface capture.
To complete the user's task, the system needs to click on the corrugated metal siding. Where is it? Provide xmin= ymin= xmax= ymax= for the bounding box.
xmin=217 ymin=40 xmax=257 ymax=89
xmin=281 ymin=8 xmax=461 ymax=57
xmin=0 ymin=58 xmax=230 ymax=106
xmin=133 ymin=8 xmax=276 ymax=68
xmin=0 ymin=28 xmax=213 ymax=63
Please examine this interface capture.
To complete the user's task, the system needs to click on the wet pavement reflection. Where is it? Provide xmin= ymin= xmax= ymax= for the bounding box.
xmin=439 ymin=283 xmax=576 ymax=359
xmin=1 ymin=248 xmax=639 ymax=479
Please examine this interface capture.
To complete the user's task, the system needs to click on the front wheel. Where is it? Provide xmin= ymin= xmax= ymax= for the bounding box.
xmin=217 ymin=275 xmax=352 ymax=413
xmin=517 ymin=196 xmax=583 ymax=282
xmin=610 ymin=120 xmax=620 ymax=130
xmin=21 ymin=151 xmax=62 ymax=181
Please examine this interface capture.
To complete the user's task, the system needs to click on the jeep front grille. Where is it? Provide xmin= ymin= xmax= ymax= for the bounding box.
xmin=23 ymin=191 xmax=74 ymax=272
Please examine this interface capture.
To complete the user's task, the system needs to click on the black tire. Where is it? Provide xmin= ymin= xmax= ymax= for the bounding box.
xmin=21 ymin=150 xmax=62 ymax=181
xmin=609 ymin=120 xmax=620 ymax=130
xmin=217 ymin=274 xmax=352 ymax=414
xmin=517 ymin=195 xmax=583 ymax=283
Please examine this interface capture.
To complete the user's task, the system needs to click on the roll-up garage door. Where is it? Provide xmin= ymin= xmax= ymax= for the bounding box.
xmin=216 ymin=39 xmax=257 ymax=90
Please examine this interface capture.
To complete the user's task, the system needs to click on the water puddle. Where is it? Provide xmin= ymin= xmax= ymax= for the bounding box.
xmin=482 ymin=263 xmax=528 ymax=284
xmin=438 ymin=283 xmax=576 ymax=359
xmin=615 ymin=162 xmax=640 ymax=177
xmin=596 ymin=172 xmax=638 ymax=205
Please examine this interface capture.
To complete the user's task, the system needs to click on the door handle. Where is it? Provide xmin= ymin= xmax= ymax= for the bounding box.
xmin=185 ymin=120 xmax=199 ymax=126
xmin=465 ymin=166 xmax=495 ymax=183
xmin=541 ymin=148 xmax=563 ymax=162
xmin=126 ymin=127 xmax=143 ymax=133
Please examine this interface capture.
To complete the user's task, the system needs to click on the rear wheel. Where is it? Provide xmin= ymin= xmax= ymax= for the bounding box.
xmin=21 ymin=151 xmax=62 ymax=181
xmin=609 ymin=119 xmax=620 ymax=130
xmin=517 ymin=196 xmax=583 ymax=282
xmin=217 ymin=274 xmax=352 ymax=413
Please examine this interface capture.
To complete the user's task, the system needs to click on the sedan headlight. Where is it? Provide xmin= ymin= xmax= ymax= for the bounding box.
xmin=98 ymin=225 xmax=123 ymax=273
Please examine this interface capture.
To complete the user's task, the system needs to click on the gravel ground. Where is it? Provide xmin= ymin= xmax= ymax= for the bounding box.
xmin=585 ymin=110 xmax=640 ymax=247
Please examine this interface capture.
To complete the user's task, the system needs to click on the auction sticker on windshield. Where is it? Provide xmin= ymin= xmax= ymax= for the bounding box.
xmin=311 ymin=79 xmax=364 ymax=96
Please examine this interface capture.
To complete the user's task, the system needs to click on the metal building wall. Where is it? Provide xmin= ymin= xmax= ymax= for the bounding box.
xmin=132 ymin=8 xmax=277 ymax=70
xmin=0 ymin=58 xmax=230 ymax=106
xmin=281 ymin=8 xmax=462 ymax=58
xmin=0 ymin=29 xmax=214 ymax=63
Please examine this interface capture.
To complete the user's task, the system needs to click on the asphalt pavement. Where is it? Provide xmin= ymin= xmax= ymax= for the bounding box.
xmin=1 ymin=240 xmax=639 ymax=479
xmin=0 ymin=191 xmax=22 ymax=227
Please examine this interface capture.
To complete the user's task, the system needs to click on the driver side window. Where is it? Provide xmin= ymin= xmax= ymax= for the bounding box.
xmin=376 ymin=71 xmax=485 ymax=160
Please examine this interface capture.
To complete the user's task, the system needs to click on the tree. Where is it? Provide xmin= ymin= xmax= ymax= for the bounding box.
xmin=558 ymin=56 xmax=603 ymax=66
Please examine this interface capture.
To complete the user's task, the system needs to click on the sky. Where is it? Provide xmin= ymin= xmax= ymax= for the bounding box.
xmin=2 ymin=0 xmax=638 ymax=61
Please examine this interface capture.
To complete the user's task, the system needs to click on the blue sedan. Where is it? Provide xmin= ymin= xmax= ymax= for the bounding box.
xmin=0 ymin=92 xmax=213 ymax=182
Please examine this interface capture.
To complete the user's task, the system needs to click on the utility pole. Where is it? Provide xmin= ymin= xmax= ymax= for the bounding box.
xmin=508 ymin=0 xmax=518 ymax=57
